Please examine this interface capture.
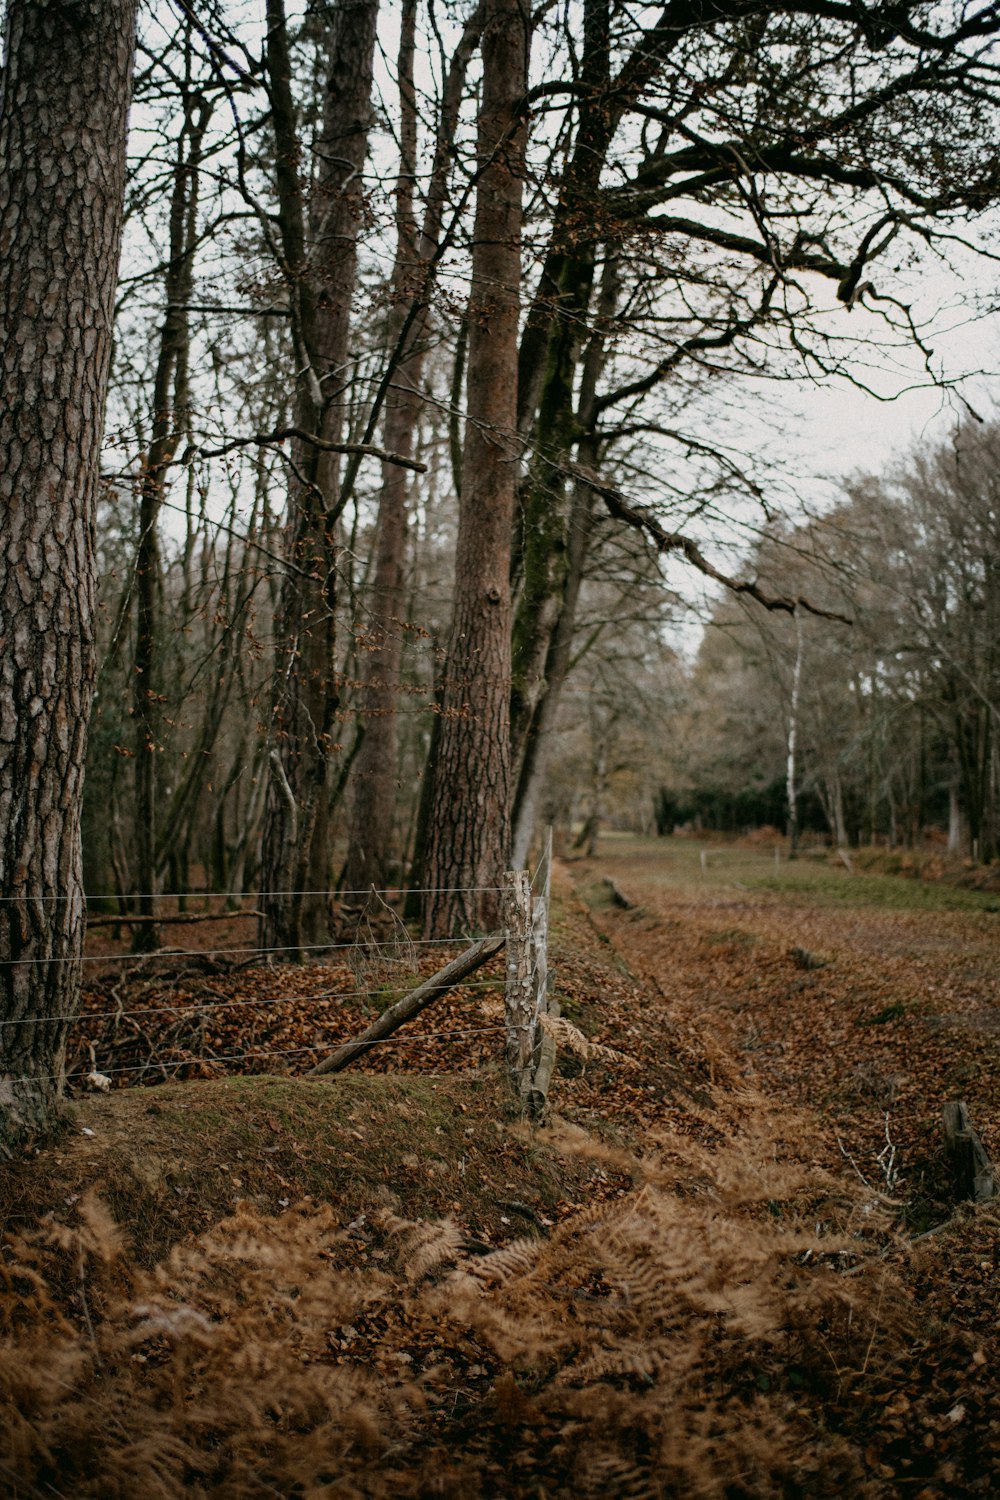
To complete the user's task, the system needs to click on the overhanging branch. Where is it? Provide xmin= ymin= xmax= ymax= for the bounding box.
xmin=566 ymin=462 xmax=853 ymax=624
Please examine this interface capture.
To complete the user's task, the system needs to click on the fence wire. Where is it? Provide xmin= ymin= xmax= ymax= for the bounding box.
xmin=2 ymin=867 xmax=553 ymax=1092
xmin=20 ymin=1022 xmax=533 ymax=1090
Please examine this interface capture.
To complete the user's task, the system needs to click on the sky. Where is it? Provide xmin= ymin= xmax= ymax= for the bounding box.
xmin=781 ymin=306 xmax=1000 ymax=490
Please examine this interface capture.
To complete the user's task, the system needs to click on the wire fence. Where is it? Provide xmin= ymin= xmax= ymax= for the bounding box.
xmin=0 ymin=976 xmax=510 ymax=1030
xmin=2 ymin=878 xmax=548 ymax=1094
xmin=31 ymin=1024 xmax=534 ymax=1090
xmin=0 ymin=884 xmax=510 ymax=905
xmin=6 ymin=935 xmax=491 ymax=969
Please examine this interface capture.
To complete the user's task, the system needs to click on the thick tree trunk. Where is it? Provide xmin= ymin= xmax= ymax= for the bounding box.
xmin=259 ymin=0 xmax=379 ymax=956
xmin=421 ymin=0 xmax=528 ymax=937
xmin=0 ymin=0 xmax=136 ymax=1145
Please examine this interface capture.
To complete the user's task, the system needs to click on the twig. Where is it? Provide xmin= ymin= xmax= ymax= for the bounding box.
xmin=566 ymin=460 xmax=853 ymax=625
xmin=184 ymin=426 xmax=427 ymax=473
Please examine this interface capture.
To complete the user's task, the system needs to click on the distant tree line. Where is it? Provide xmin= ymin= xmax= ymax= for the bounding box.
xmin=665 ymin=419 xmax=1000 ymax=857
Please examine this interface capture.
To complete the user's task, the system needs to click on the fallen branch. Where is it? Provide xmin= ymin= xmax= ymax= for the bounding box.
xmin=309 ymin=933 xmax=503 ymax=1076
xmin=86 ymin=910 xmax=262 ymax=929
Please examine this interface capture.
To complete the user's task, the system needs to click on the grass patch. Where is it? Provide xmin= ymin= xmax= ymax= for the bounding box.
xmin=593 ymin=835 xmax=1000 ymax=914
xmin=1 ymin=1072 xmax=583 ymax=1265
xmin=747 ymin=869 xmax=1000 ymax=912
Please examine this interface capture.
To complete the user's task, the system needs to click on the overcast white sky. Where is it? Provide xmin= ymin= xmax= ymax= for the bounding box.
xmin=758 ymin=252 xmax=1000 ymax=492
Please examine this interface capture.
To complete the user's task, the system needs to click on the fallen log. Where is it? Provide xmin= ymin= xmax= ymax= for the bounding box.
xmin=86 ymin=910 xmax=261 ymax=928
xmin=603 ymin=878 xmax=637 ymax=911
xmin=942 ymin=1099 xmax=996 ymax=1202
xmin=309 ymin=932 xmax=503 ymax=1077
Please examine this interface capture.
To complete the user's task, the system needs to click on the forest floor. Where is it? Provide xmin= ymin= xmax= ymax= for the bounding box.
xmin=2 ymin=837 xmax=1000 ymax=1497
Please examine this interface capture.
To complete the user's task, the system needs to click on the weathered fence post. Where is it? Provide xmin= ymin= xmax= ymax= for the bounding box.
xmin=526 ymin=828 xmax=556 ymax=1118
xmin=503 ymin=830 xmax=555 ymax=1117
xmin=503 ymin=869 xmax=534 ymax=1097
xmin=942 ymin=1099 xmax=996 ymax=1202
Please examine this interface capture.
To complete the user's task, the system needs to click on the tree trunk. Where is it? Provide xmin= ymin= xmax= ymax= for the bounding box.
xmin=421 ymin=0 xmax=528 ymax=937
xmin=0 ymin=0 xmax=136 ymax=1145
xmin=786 ymin=609 xmax=803 ymax=858
xmin=509 ymin=0 xmax=611 ymax=780
xmin=574 ymin=723 xmax=610 ymax=859
xmin=341 ymin=0 xmax=483 ymax=909
xmin=948 ymin=780 xmax=964 ymax=855
xmin=258 ymin=0 xmax=379 ymax=956
xmin=131 ymin=69 xmax=209 ymax=953
xmin=511 ymin=474 xmax=596 ymax=868
xmin=509 ymin=251 xmax=620 ymax=864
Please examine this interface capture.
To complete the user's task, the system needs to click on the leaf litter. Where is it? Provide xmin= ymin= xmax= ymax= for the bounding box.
xmin=2 ymin=843 xmax=999 ymax=1494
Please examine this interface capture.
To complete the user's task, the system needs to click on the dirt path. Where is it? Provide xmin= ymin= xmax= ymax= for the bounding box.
xmin=563 ymin=837 xmax=1000 ymax=1496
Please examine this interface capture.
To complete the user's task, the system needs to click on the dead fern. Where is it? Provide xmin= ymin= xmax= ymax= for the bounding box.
xmin=1 ymin=1093 xmax=916 ymax=1498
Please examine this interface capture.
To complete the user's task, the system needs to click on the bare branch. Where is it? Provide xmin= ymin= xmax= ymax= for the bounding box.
xmin=565 ymin=462 xmax=853 ymax=624
xmin=183 ymin=426 xmax=427 ymax=472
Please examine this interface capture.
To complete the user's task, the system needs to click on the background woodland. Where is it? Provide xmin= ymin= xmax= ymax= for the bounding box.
xmin=80 ymin=0 xmax=1000 ymax=934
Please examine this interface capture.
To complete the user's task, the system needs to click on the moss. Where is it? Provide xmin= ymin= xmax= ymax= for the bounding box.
xmin=1 ymin=1071 xmax=593 ymax=1268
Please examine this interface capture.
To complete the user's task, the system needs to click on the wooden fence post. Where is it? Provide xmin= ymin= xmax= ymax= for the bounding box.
xmin=531 ymin=827 xmax=552 ymax=1022
xmin=942 ymin=1100 xmax=996 ymax=1202
xmin=504 ymin=831 xmax=556 ymax=1117
xmin=503 ymin=869 xmax=534 ymax=1097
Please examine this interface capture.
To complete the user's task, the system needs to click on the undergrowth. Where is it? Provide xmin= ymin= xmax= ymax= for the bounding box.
xmin=1 ymin=1090 xmax=916 ymax=1498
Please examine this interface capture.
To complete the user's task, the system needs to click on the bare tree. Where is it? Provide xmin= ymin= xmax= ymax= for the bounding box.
xmin=131 ymin=36 xmax=213 ymax=951
xmin=341 ymin=0 xmax=484 ymax=911
xmin=258 ymin=0 xmax=380 ymax=954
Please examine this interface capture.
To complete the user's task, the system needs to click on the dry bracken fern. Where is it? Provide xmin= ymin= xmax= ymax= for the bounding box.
xmin=2 ymin=1096 xmax=914 ymax=1498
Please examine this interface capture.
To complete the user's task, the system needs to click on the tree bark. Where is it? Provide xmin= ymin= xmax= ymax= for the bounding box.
xmin=341 ymin=0 xmax=483 ymax=910
xmin=421 ymin=0 xmax=529 ymax=938
xmin=0 ymin=0 xmax=137 ymax=1145
xmin=258 ymin=0 xmax=379 ymax=956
